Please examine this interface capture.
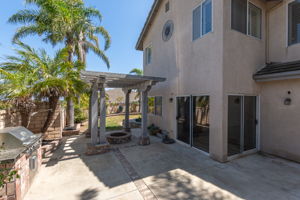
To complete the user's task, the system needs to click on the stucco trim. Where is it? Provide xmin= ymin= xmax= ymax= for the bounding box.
xmin=254 ymin=70 xmax=300 ymax=82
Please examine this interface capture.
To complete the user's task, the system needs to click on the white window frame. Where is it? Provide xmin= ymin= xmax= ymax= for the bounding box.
xmin=230 ymin=0 xmax=262 ymax=40
xmin=287 ymin=0 xmax=300 ymax=47
xmin=144 ymin=45 xmax=152 ymax=65
xmin=192 ymin=0 xmax=213 ymax=41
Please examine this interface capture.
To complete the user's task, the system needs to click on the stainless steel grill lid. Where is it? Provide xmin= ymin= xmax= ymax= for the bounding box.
xmin=0 ymin=126 xmax=41 ymax=147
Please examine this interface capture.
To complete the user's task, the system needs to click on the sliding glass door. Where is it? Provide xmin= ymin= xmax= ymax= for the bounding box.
xmin=176 ymin=97 xmax=191 ymax=145
xmin=228 ymin=96 xmax=257 ymax=157
xmin=177 ymin=96 xmax=210 ymax=153
xmin=192 ymin=96 xmax=210 ymax=152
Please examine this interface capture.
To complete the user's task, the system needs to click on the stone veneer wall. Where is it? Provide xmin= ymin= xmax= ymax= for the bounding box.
xmin=0 ymin=146 xmax=42 ymax=200
xmin=0 ymin=102 xmax=64 ymax=140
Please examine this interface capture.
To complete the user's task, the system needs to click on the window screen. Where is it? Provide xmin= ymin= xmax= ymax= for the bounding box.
xmin=289 ymin=1 xmax=300 ymax=45
xmin=231 ymin=0 xmax=247 ymax=34
xmin=248 ymin=3 xmax=261 ymax=38
xmin=193 ymin=5 xmax=201 ymax=40
xmin=145 ymin=46 xmax=152 ymax=65
xmin=148 ymin=97 xmax=155 ymax=114
xmin=202 ymin=0 xmax=212 ymax=35
xmin=155 ymin=96 xmax=162 ymax=116
xmin=193 ymin=0 xmax=212 ymax=41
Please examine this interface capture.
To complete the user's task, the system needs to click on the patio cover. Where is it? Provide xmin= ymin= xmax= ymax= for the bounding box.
xmin=80 ymin=70 xmax=166 ymax=152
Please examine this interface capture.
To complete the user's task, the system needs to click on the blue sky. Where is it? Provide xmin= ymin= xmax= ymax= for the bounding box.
xmin=0 ymin=0 xmax=154 ymax=74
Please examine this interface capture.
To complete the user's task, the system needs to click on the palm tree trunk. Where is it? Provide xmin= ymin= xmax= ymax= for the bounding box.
xmin=65 ymin=39 xmax=76 ymax=129
xmin=66 ymin=99 xmax=75 ymax=129
xmin=42 ymin=96 xmax=59 ymax=134
xmin=20 ymin=110 xmax=31 ymax=128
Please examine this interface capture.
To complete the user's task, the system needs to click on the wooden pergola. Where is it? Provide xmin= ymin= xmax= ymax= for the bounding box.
xmin=81 ymin=71 xmax=166 ymax=153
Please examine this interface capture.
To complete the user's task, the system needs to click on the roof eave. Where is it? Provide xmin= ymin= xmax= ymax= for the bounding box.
xmin=253 ymin=70 xmax=300 ymax=82
xmin=135 ymin=0 xmax=162 ymax=51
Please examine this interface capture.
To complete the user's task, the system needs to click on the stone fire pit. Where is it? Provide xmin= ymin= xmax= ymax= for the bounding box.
xmin=106 ymin=131 xmax=131 ymax=144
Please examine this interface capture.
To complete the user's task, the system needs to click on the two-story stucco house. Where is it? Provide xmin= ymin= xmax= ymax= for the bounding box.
xmin=136 ymin=0 xmax=300 ymax=163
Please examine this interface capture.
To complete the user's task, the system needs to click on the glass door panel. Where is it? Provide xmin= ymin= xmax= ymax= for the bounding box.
xmin=244 ymin=96 xmax=257 ymax=151
xmin=192 ymin=96 xmax=210 ymax=153
xmin=177 ymin=97 xmax=191 ymax=145
xmin=228 ymin=96 xmax=242 ymax=156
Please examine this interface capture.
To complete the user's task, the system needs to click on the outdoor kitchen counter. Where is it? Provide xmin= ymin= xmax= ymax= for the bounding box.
xmin=0 ymin=147 xmax=26 ymax=163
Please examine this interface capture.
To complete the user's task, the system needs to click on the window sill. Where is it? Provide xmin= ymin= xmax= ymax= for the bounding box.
xmin=230 ymin=29 xmax=263 ymax=42
xmin=192 ymin=31 xmax=214 ymax=42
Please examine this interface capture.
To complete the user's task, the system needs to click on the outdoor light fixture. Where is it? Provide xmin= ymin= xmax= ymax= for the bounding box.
xmin=169 ymin=97 xmax=174 ymax=103
xmin=284 ymin=91 xmax=292 ymax=106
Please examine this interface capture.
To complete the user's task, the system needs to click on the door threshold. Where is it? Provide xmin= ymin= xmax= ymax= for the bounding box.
xmin=227 ymin=149 xmax=258 ymax=161
xmin=175 ymin=139 xmax=210 ymax=157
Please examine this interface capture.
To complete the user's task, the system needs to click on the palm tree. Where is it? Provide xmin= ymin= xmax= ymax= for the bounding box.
xmin=8 ymin=0 xmax=111 ymax=128
xmin=130 ymin=68 xmax=143 ymax=76
xmin=130 ymin=68 xmax=143 ymax=113
xmin=0 ymin=69 xmax=36 ymax=128
xmin=0 ymin=42 xmax=87 ymax=133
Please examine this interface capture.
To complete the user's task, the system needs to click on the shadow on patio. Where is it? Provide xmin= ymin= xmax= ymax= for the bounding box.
xmin=26 ymin=128 xmax=300 ymax=200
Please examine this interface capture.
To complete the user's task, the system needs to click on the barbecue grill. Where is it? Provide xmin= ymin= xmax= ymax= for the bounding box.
xmin=0 ymin=126 xmax=42 ymax=163
xmin=0 ymin=126 xmax=42 ymax=200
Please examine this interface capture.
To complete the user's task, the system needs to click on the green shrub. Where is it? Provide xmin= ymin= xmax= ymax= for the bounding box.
xmin=74 ymin=106 xmax=87 ymax=124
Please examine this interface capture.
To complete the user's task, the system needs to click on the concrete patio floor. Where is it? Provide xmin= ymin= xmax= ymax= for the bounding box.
xmin=25 ymin=129 xmax=300 ymax=200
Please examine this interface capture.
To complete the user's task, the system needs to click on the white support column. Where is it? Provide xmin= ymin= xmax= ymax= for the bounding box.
xmin=99 ymin=86 xmax=107 ymax=144
xmin=90 ymin=81 xmax=100 ymax=145
xmin=139 ymin=86 xmax=151 ymax=145
xmin=123 ymin=89 xmax=131 ymax=132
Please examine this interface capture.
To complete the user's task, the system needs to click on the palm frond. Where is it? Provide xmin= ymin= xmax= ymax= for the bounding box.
xmin=8 ymin=9 xmax=39 ymax=24
xmin=84 ymin=41 xmax=110 ymax=68
xmin=94 ymin=26 xmax=111 ymax=50
xmin=12 ymin=25 xmax=43 ymax=43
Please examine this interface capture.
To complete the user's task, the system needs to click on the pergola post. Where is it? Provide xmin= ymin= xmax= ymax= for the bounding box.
xmin=139 ymin=86 xmax=151 ymax=145
xmin=90 ymin=81 xmax=100 ymax=145
xmin=123 ymin=89 xmax=131 ymax=132
xmin=87 ymin=89 xmax=92 ymax=137
xmin=99 ymin=86 xmax=107 ymax=143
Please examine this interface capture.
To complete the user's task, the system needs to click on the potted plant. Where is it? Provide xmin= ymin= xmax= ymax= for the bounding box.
xmin=147 ymin=124 xmax=161 ymax=136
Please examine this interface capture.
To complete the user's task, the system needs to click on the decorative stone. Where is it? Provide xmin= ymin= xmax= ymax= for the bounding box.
xmin=138 ymin=136 xmax=150 ymax=146
xmin=106 ymin=131 xmax=131 ymax=144
xmin=85 ymin=143 xmax=111 ymax=156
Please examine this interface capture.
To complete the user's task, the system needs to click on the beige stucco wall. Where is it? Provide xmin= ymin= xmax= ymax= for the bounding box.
xmin=141 ymin=0 xmax=300 ymax=163
xmin=222 ymin=0 xmax=266 ymax=157
xmin=268 ymin=0 xmax=300 ymax=63
xmin=143 ymin=0 xmax=226 ymax=161
xmin=260 ymin=79 xmax=300 ymax=163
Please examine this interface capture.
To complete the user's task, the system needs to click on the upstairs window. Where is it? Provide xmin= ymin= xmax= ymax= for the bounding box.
xmin=231 ymin=0 xmax=262 ymax=39
xmin=288 ymin=1 xmax=300 ymax=45
xmin=145 ymin=46 xmax=152 ymax=65
xmin=193 ymin=0 xmax=212 ymax=41
xmin=248 ymin=3 xmax=262 ymax=38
